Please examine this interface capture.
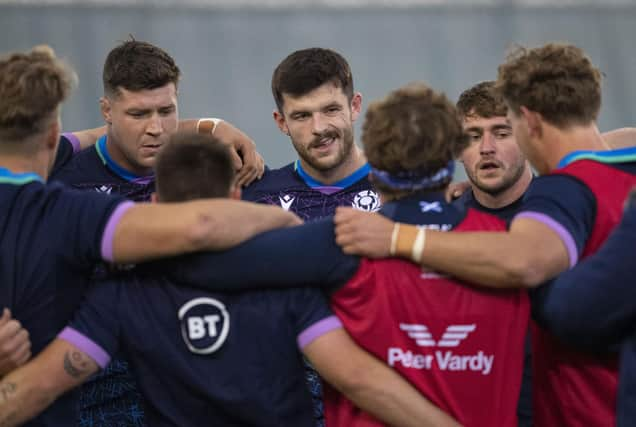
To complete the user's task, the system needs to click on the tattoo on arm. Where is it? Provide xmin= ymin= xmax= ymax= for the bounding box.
xmin=0 ymin=382 xmax=16 ymax=404
xmin=63 ymin=351 xmax=92 ymax=379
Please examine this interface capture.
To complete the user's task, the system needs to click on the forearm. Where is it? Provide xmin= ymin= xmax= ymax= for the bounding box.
xmin=112 ymin=200 xmax=300 ymax=263
xmin=0 ymin=365 xmax=55 ymax=426
xmin=341 ymin=367 xmax=460 ymax=427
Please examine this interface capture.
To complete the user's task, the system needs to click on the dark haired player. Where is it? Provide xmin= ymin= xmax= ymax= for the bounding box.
xmin=244 ymin=47 xmax=381 ymax=220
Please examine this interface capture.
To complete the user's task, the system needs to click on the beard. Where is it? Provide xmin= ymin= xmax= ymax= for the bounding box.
xmin=292 ymin=125 xmax=355 ymax=172
xmin=468 ymin=159 xmax=526 ymax=197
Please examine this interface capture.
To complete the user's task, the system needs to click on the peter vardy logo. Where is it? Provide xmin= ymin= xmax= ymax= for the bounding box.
xmin=353 ymin=190 xmax=381 ymax=212
xmin=388 ymin=323 xmax=494 ymax=375
xmin=279 ymin=194 xmax=295 ymax=211
xmin=179 ymin=297 xmax=230 ymax=355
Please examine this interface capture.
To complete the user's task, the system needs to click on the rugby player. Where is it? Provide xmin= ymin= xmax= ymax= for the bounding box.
xmin=242 ymin=47 xmax=383 ymax=425
xmin=243 ymin=47 xmax=381 ymax=220
xmin=47 ymin=39 xmax=264 ymax=426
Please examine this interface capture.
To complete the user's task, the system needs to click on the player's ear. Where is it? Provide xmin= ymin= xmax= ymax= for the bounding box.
xmin=100 ymin=97 xmax=112 ymax=125
xmin=350 ymin=92 xmax=363 ymax=122
xmin=520 ymin=106 xmax=542 ymax=138
xmin=273 ymin=109 xmax=289 ymax=135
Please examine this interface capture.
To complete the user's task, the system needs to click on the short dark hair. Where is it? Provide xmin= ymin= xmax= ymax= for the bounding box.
xmin=271 ymin=47 xmax=354 ymax=112
xmin=456 ymin=81 xmax=508 ymax=121
xmin=496 ymin=43 xmax=602 ymax=127
xmin=0 ymin=45 xmax=75 ymax=142
xmin=103 ymin=39 xmax=181 ymax=97
xmin=363 ymin=82 xmax=466 ymax=194
xmin=155 ymin=132 xmax=235 ymax=202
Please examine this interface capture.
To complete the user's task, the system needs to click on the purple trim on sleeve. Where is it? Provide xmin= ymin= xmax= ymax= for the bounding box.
xmin=297 ymin=315 xmax=343 ymax=349
xmin=58 ymin=327 xmax=111 ymax=368
xmin=100 ymin=201 xmax=135 ymax=262
xmin=515 ymin=211 xmax=579 ymax=267
xmin=61 ymin=132 xmax=82 ymax=154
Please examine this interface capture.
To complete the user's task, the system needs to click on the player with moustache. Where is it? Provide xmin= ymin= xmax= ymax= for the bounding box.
xmin=243 ymin=47 xmax=381 ymax=220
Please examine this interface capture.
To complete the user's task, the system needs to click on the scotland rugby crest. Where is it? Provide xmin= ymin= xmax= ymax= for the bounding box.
xmin=352 ymin=190 xmax=381 ymax=212
xmin=179 ymin=297 xmax=230 ymax=355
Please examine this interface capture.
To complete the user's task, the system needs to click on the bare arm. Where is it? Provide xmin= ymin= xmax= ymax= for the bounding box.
xmin=0 ymin=339 xmax=98 ymax=427
xmin=602 ymin=127 xmax=636 ymax=149
xmin=334 ymin=207 xmax=569 ymax=288
xmin=179 ymin=118 xmax=264 ymax=187
xmin=111 ymin=199 xmax=301 ymax=263
xmin=0 ymin=309 xmax=31 ymax=377
xmin=71 ymin=126 xmax=106 ymax=151
xmin=304 ymin=329 xmax=461 ymax=427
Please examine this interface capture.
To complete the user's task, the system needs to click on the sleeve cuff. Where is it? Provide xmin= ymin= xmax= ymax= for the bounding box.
xmin=100 ymin=201 xmax=136 ymax=262
xmin=61 ymin=132 xmax=82 ymax=154
xmin=58 ymin=327 xmax=111 ymax=369
xmin=297 ymin=315 xmax=343 ymax=349
xmin=514 ymin=211 xmax=579 ymax=267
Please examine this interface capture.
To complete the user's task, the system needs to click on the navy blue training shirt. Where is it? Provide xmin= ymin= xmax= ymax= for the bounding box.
xmin=243 ymin=160 xmax=380 ymax=221
xmin=59 ymin=270 xmax=342 ymax=427
xmin=0 ymin=166 xmax=131 ymax=427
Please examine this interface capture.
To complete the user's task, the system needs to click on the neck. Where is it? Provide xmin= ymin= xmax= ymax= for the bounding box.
xmin=0 ymin=148 xmax=49 ymax=181
xmin=544 ymin=123 xmax=608 ymax=172
xmin=299 ymin=144 xmax=367 ymax=185
xmin=471 ymin=166 xmax=533 ymax=209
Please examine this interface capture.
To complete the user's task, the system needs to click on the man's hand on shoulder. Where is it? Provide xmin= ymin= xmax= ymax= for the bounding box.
xmin=0 ymin=309 xmax=31 ymax=377
xmin=334 ymin=207 xmax=393 ymax=258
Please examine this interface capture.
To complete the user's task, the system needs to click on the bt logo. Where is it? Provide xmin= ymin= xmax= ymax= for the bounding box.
xmin=178 ymin=297 xmax=230 ymax=355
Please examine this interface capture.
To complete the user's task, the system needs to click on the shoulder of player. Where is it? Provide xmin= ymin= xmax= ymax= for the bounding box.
xmin=243 ymin=163 xmax=301 ymax=193
xmin=50 ymin=145 xmax=104 ymax=184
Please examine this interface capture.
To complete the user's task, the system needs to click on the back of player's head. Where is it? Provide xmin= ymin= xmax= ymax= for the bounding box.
xmin=496 ymin=43 xmax=602 ymax=127
xmin=271 ymin=47 xmax=354 ymax=112
xmin=103 ymin=39 xmax=181 ymax=98
xmin=0 ymin=45 xmax=75 ymax=143
xmin=456 ymin=81 xmax=508 ymax=121
xmin=155 ymin=132 xmax=235 ymax=202
xmin=363 ymin=82 xmax=467 ymax=194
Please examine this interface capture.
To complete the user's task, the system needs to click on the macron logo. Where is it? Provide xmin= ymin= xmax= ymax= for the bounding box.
xmin=279 ymin=194 xmax=295 ymax=211
xmin=95 ymin=185 xmax=112 ymax=194
xmin=399 ymin=323 xmax=476 ymax=347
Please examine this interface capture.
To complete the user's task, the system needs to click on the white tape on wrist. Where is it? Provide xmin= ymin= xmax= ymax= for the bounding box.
xmin=196 ymin=118 xmax=222 ymax=135
xmin=411 ymin=228 xmax=426 ymax=263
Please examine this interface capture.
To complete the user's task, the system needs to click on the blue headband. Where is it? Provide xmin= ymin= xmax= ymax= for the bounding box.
xmin=370 ymin=160 xmax=455 ymax=191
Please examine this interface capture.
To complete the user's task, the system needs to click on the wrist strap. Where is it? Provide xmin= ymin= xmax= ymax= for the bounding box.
xmin=196 ymin=118 xmax=222 ymax=135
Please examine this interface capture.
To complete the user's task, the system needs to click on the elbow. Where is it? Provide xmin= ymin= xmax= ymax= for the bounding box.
xmin=500 ymin=258 xmax=551 ymax=289
xmin=184 ymin=210 xmax=222 ymax=252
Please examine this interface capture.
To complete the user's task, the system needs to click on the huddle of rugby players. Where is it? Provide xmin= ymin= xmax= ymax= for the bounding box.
xmin=0 ymin=40 xmax=635 ymax=427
